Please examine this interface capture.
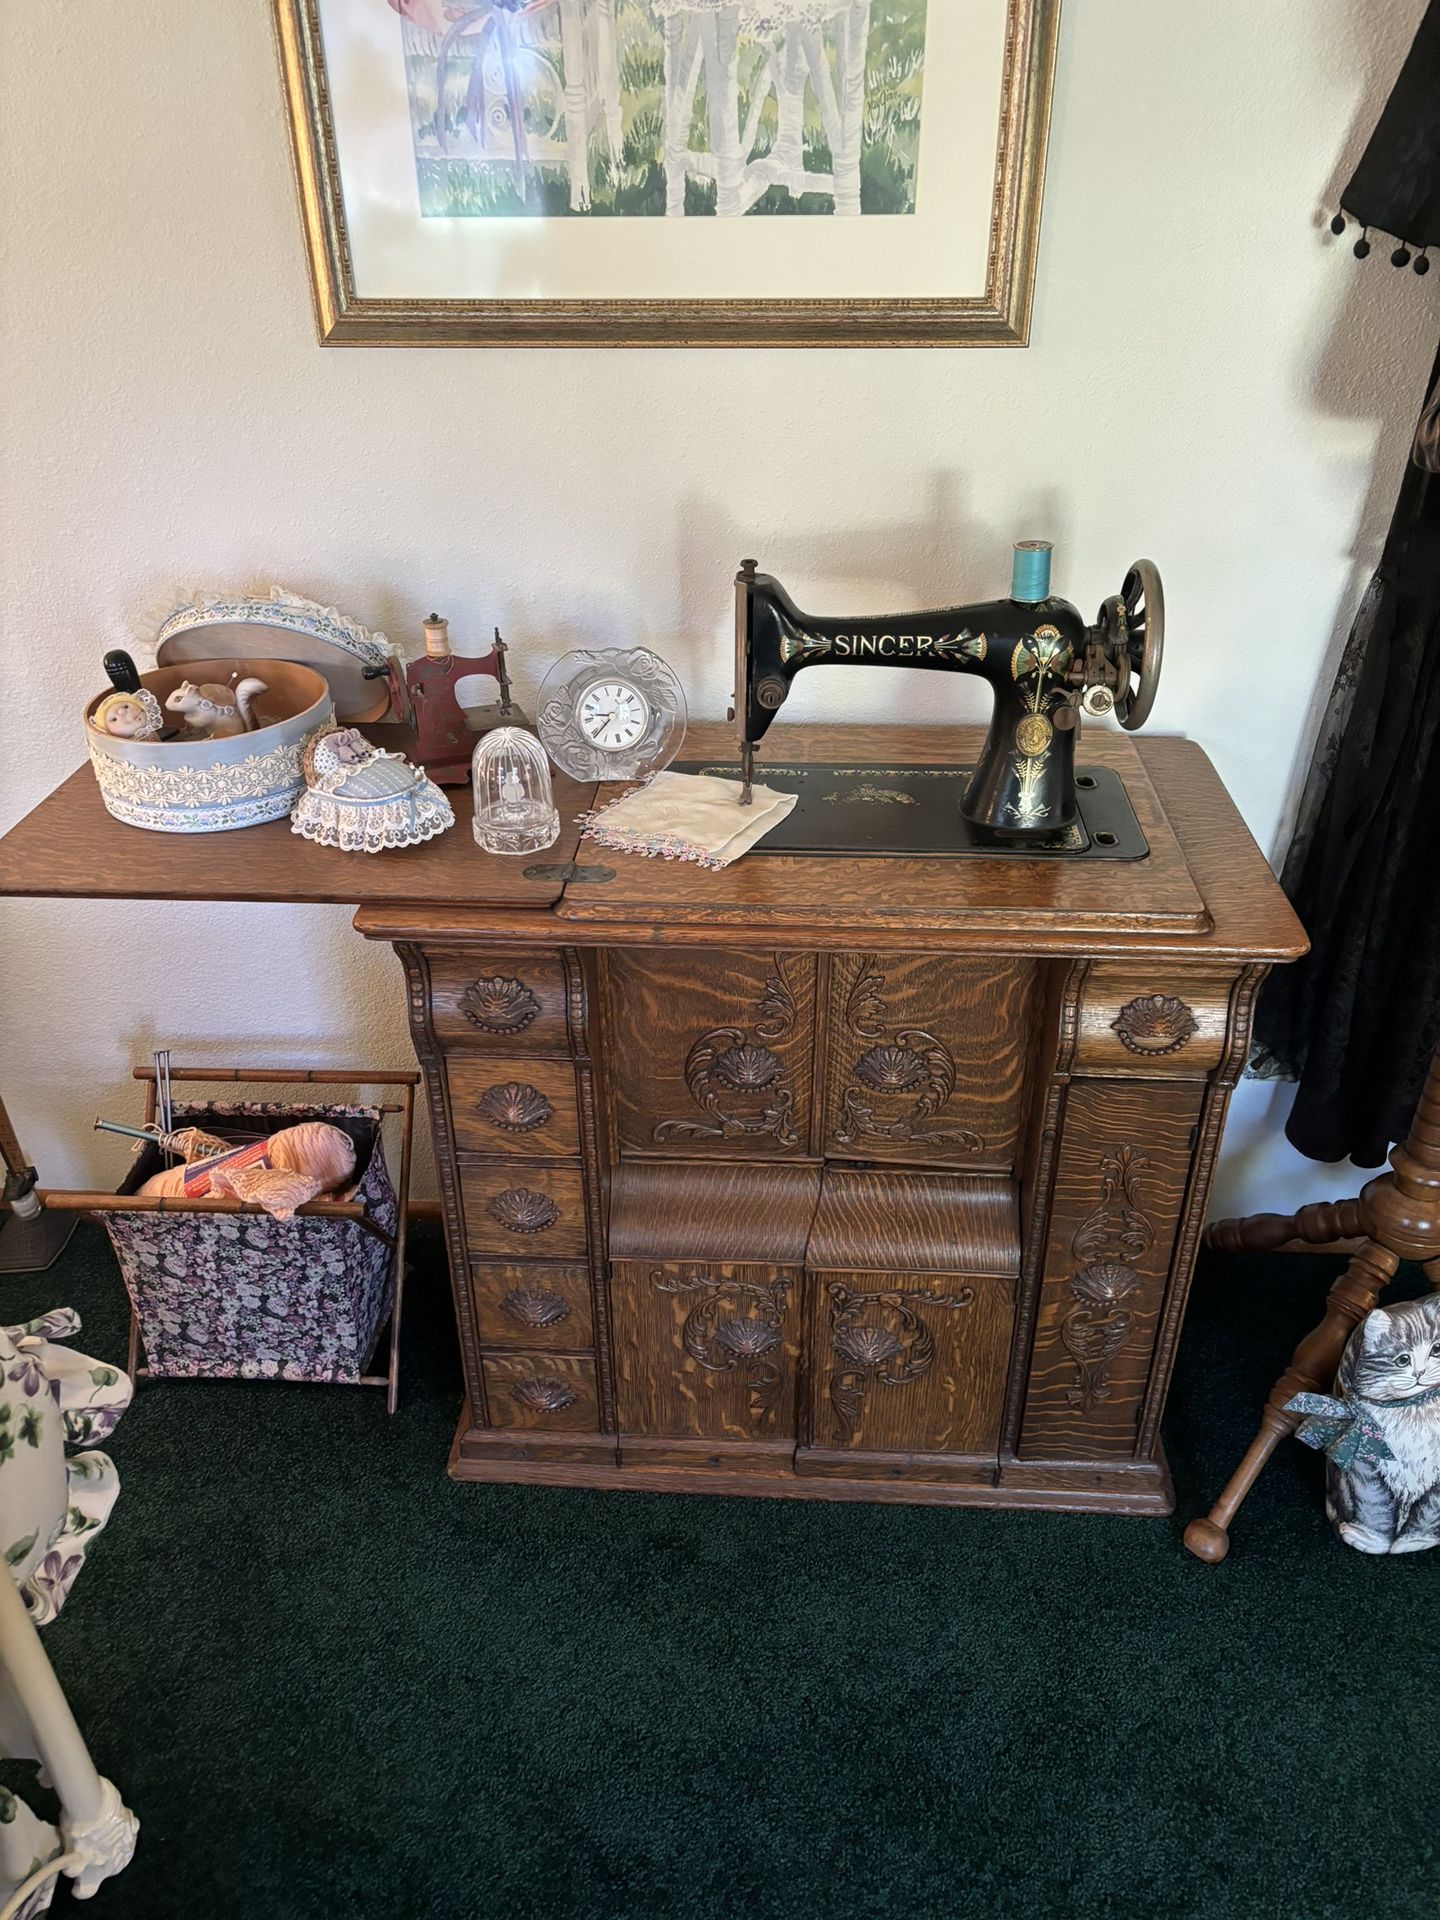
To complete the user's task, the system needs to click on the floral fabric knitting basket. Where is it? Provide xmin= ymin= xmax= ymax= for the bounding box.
xmin=100 ymin=1103 xmax=397 ymax=1384
xmin=85 ymin=589 xmax=396 ymax=834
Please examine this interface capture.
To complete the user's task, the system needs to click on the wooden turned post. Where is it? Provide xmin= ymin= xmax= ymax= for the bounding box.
xmin=1203 ymin=1197 xmax=1365 ymax=1255
xmin=1186 ymin=1047 xmax=1440 ymax=1562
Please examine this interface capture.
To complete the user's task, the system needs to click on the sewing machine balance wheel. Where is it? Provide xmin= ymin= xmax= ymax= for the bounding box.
xmin=1111 ymin=559 xmax=1164 ymax=731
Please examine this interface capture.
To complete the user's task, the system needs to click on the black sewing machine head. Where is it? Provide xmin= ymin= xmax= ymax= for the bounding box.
xmin=733 ymin=543 xmax=1163 ymax=840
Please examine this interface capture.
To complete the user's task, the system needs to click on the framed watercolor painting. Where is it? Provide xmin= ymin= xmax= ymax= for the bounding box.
xmin=273 ymin=0 xmax=1060 ymax=345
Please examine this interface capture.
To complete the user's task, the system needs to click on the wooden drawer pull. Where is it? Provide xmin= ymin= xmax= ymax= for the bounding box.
xmin=461 ymin=975 xmax=540 ymax=1036
xmin=510 ymin=1376 xmax=578 ymax=1415
xmin=487 ymin=1188 xmax=561 ymax=1234
xmin=502 ymin=1286 xmax=572 ymax=1329
xmin=1109 ymin=994 xmax=1197 ymax=1057
xmin=477 ymin=1081 xmax=553 ymax=1134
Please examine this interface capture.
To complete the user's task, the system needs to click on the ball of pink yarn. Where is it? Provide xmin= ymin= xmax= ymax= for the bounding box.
xmin=267 ymin=1122 xmax=357 ymax=1193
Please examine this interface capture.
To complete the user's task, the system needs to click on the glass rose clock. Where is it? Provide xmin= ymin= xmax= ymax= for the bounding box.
xmin=537 ymin=647 xmax=687 ymax=782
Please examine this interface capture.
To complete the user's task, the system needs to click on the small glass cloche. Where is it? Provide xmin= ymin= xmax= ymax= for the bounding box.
xmin=472 ymin=726 xmax=559 ymax=856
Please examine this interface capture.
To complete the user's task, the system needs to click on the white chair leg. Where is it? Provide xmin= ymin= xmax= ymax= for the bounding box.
xmin=0 ymin=1571 xmax=136 ymax=1903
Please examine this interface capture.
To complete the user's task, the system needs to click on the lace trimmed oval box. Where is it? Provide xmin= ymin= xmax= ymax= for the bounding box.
xmin=85 ymin=658 xmax=333 ymax=834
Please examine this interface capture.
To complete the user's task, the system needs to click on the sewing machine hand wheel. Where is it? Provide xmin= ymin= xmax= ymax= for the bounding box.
xmin=1104 ymin=559 xmax=1164 ymax=731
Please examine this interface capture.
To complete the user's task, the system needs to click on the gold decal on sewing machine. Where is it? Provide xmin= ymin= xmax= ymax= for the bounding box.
xmin=826 ymin=631 xmax=987 ymax=662
xmin=1014 ymin=714 xmax=1053 ymax=758
xmin=779 ymin=630 xmax=833 ymax=665
xmin=1011 ymin=626 xmax=1073 ymax=684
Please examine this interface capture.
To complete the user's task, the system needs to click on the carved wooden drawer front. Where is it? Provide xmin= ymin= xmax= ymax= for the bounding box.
xmin=823 ymin=954 xmax=1037 ymax=1170
xmin=802 ymin=1270 xmax=1012 ymax=1464
xmin=610 ymin=1261 xmax=803 ymax=1446
xmin=459 ymin=1158 xmax=589 ymax=1259
xmin=471 ymin=1262 xmax=594 ymax=1350
xmin=449 ymin=1058 xmax=581 ymax=1159
xmin=602 ymin=950 xmax=816 ymax=1158
xmin=481 ymin=1351 xmax=600 ymax=1431
xmin=1072 ymin=964 xmax=1232 ymax=1079
xmin=1018 ymin=1077 xmax=1202 ymax=1461
xmin=427 ymin=950 xmax=570 ymax=1052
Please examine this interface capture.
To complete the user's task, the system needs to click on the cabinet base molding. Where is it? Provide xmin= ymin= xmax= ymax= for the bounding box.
xmin=448 ymin=1409 xmax=1174 ymax=1513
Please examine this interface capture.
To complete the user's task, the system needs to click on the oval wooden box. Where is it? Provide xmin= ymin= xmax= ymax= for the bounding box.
xmin=84 ymin=658 xmax=332 ymax=834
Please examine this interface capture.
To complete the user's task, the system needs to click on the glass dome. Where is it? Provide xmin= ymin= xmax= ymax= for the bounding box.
xmin=471 ymin=726 xmax=559 ymax=856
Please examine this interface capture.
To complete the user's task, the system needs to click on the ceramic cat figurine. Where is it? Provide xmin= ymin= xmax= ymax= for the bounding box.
xmin=1290 ymin=1294 xmax=1440 ymax=1554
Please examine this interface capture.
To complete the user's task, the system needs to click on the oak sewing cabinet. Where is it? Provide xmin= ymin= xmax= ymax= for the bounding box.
xmin=0 ymin=723 xmax=1305 ymax=1515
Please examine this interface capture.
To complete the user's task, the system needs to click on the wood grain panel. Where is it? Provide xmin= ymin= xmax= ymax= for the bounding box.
xmin=479 ymin=1351 xmax=600 ymax=1432
xmin=1017 ymin=1077 xmax=1202 ymax=1461
xmin=602 ymin=949 xmax=816 ymax=1157
xmin=800 ymin=1271 xmax=1013 ymax=1463
xmin=449 ymin=1057 xmax=581 ymax=1157
xmin=1072 ymin=963 xmax=1235 ymax=1079
xmin=617 ymin=1436 xmax=795 ymax=1475
xmin=823 ymin=954 xmax=1037 ymax=1169
xmin=609 ymin=1159 xmax=822 ymax=1265
xmin=610 ymin=1261 xmax=802 ymax=1445
xmin=471 ymin=1262 xmax=594 ymax=1349
xmin=807 ymin=1169 xmax=1019 ymax=1278
xmin=429 ymin=950 xmax=570 ymax=1051
xmin=459 ymin=1158 xmax=588 ymax=1259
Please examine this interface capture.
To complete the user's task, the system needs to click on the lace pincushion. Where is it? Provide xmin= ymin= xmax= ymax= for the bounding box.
xmin=290 ymin=726 xmax=455 ymax=853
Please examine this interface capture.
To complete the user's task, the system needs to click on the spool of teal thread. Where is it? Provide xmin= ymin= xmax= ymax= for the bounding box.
xmin=1010 ymin=540 xmax=1053 ymax=604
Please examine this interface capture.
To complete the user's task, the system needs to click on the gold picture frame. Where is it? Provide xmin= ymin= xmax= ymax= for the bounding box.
xmin=273 ymin=0 xmax=1060 ymax=348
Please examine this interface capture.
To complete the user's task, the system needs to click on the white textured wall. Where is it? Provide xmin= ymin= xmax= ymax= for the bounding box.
xmin=2 ymin=0 xmax=1437 ymax=1211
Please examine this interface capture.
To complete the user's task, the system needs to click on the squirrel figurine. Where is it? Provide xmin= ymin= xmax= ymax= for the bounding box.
xmin=164 ymin=677 xmax=268 ymax=739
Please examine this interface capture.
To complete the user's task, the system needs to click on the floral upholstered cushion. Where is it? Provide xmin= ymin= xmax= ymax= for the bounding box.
xmin=0 ymin=1312 xmax=130 ymax=1628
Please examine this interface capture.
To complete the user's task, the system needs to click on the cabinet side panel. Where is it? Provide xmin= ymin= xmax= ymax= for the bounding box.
xmin=1017 ymin=1078 xmax=1202 ymax=1461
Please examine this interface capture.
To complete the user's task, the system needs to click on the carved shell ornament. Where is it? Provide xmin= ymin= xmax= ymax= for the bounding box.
xmin=1111 ymin=994 xmax=1198 ymax=1057
xmin=854 ymin=1045 xmax=930 ymax=1094
xmin=713 ymin=1044 xmax=783 ymax=1090
xmin=511 ymin=1376 xmax=578 ymax=1415
xmin=834 ymin=1325 xmax=903 ymax=1368
xmin=714 ymin=1317 xmax=782 ymax=1360
xmin=1070 ymin=1262 xmax=1141 ymax=1307
xmin=487 ymin=1188 xmax=560 ymax=1234
xmin=478 ymin=1081 xmax=552 ymax=1133
xmin=501 ymin=1287 xmax=571 ymax=1328
xmin=461 ymin=975 xmax=540 ymax=1035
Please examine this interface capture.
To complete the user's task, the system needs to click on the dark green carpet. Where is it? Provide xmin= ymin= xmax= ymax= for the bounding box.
xmin=4 ymin=1225 xmax=1434 ymax=1920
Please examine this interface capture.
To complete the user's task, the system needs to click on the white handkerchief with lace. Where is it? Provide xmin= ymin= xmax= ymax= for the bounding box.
xmin=577 ymin=771 xmax=797 ymax=870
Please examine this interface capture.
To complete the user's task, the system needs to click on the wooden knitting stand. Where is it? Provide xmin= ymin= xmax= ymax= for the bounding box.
xmin=1184 ymin=1045 xmax=1440 ymax=1562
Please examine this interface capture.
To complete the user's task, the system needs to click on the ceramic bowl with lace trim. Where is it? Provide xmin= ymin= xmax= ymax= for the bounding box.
xmin=84 ymin=658 xmax=332 ymax=833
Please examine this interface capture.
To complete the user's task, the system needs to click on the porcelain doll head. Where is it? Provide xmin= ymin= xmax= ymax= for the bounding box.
xmin=301 ymin=726 xmax=372 ymax=787
xmin=92 ymin=692 xmax=160 ymax=741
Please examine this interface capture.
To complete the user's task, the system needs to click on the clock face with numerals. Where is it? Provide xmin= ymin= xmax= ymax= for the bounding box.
xmin=576 ymin=680 xmax=651 ymax=753
xmin=537 ymin=647 xmax=687 ymax=782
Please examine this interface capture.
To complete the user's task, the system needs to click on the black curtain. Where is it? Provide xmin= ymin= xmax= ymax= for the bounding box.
xmin=1255 ymin=1 xmax=1440 ymax=1164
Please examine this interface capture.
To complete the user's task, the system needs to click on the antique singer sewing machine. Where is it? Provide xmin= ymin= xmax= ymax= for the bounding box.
xmin=731 ymin=541 xmax=1164 ymax=854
